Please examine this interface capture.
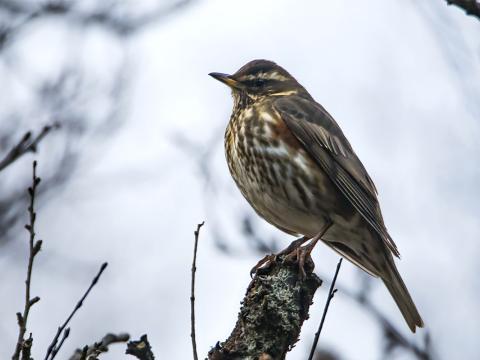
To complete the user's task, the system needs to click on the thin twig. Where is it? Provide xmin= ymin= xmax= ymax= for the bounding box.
xmin=12 ymin=161 xmax=43 ymax=360
xmin=44 ymin=262 xmax=109 ymax=360
xmin=308 ymin=258 xmax=343 ymax=360
xmin=49 ymin=328 xmax=70 ymax=360
xmin=191 ymin=221 xmax=204 ymax=360
xmin=0 ymin=124 xmax=60 ymax=172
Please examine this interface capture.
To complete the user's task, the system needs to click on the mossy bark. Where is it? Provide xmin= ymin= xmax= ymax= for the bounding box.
xmin=208 ymin=256 xmax=322 ymax=360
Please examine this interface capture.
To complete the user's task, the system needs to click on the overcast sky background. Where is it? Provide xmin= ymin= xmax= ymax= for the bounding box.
xmin=1 ymin=1 xmax=479 ymax=359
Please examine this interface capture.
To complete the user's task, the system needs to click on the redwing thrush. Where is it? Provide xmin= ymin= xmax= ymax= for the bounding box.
xmin=209 ymin=59 xmax=423 ymax=332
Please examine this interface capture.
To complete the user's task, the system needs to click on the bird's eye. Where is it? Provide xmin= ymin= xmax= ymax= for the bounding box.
xmin=254 ymin=78 xmax=266 ymax=87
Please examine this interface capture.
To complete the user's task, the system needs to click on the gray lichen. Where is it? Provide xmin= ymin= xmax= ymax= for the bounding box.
xmin=208 ymin=256 xmax=322 ymax=360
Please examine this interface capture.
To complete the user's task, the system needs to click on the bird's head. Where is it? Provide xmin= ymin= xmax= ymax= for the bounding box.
xmin=209 ymin=59 xmax=308 ymax=101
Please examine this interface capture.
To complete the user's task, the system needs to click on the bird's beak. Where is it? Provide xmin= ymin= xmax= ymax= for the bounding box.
xmin=209 ymin=72 xmax=243 ymax=90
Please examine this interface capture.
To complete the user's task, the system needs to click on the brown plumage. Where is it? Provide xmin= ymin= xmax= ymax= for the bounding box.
xmin=209 ymin=59 xmax=423 ymax=332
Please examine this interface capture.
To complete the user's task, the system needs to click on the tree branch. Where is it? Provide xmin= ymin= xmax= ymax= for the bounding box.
xmin=69 ymin=333 xmax=130 ymax=360
xmin=126 ymin=335 xmax=155 ymax=360
xmin=446 ymin=0 xmax=480 ymax=20
xmin=208 ymin=255 xmax=322 ymax=360
xmin=12 ymin=160 xmax=42 ymax=360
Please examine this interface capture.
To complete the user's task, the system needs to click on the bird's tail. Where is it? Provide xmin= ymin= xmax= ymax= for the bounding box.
xmin=382 ymin=260 xmax=424 ymax=333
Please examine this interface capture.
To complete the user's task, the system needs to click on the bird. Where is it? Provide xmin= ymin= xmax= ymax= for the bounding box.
xmin=209 ymin=59 xmax=423 ymax=333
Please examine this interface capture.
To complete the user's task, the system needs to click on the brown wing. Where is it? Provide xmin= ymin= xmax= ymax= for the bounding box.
xmin=273 ymin=95 xmax=399 ymax=257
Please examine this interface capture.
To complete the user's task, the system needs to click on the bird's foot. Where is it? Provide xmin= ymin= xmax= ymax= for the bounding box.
xmin=285 ymin=222 xmax=333 ymax=280
xmin=250 ymin=254 xmax=277 ymax=277
xmin=250 ymin=236 xmax=309 ymax=278
xmin=284 ymin=241 xmax=316 ymax=280
xmin=276 ymin=235 xmax=309 ymax=257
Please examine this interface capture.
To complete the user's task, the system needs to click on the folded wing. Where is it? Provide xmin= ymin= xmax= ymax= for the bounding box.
xmin=273 ymin=95 xmax=399 ymax=257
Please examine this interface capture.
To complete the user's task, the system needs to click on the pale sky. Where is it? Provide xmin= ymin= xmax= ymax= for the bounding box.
xmin=1 ymin=1 xmax=479 ymax=359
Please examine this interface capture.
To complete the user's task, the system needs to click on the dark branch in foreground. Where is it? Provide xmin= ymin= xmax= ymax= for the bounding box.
xmin=69 ymin=333 xmax=130 ymax=360
xmin=191 ymin=222 xmax=204 ymax=360
xmin=126 ymin=335 xmax=155 ymax=360
xmin=12 ymin=160 xmax=42 ymax=360
xmin=308 ymin=258 xmax=342 ymax=360
xmin=0 ymin=124 xmax=59 ymax=172
xmin=45 ymin=262 xmax=109 ymax=360
xmin=208 ymin=255 xmax=322 ymax=360
xmin=446 ymin=0 xmax=480 ymax=20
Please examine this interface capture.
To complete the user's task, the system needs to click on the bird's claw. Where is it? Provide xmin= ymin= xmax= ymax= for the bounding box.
xmin=250 ymin=254 xmax=277 ymax=277
xmin=284 ymin=246 xmax=309 ymax=280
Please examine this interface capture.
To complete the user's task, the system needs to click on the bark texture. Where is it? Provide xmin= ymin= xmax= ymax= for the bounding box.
xmin=208 ymin=256 xmax=322 ymax=360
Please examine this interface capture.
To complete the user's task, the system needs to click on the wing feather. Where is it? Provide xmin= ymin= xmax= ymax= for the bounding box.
xmin=273 ymin=96 xmax=399 ymax=257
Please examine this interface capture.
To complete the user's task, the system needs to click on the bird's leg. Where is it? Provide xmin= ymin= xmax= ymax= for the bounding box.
xmin=249 ymin=235 xmax=309 ymax=277
xmin=277 ymin=235 xmax=310 ymax=256
xmin=286 ymin=222 xmax=333 ymax=279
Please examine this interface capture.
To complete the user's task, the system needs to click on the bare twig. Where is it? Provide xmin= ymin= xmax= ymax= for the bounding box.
xmin=45 ymin=262 xmax=109 ymax=360
xmin=49 ymin=328 xmax=70 ymax=360
xmin=191 ymin=221 xmax=204 ymax=360
xmin=308 ymin=258 xmax=343 ymax=360
xmin=69 ymin=333 xmax=130 ymax=360
xmin=12 ymin=160 xmax=43 ymax=360
xmin=0 ymin=124 xmax=59 ymax=172
xmin=126 ymin=335 xmax=155 ymax=360
xmin=446 ymin=0 xmax=480 ymax=20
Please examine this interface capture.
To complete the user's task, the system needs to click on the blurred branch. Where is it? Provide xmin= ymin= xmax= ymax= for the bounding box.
xmin=333 ymin=273 xmax=434 ymax=360
xmin=190 ymin=222 xmax=204 ymax=360
xmin=45 ymin=262 xmax=109 ymax=360
xmin=0 ymin=68 xmax=123 ymax=246
xmin=241 ymin=216 xmax=278 ymax=254
xmin=12 ymin=161 xmax=42 ymax=360
xmin=313 ymin=348 xmax=341 ymax=360
xmin=69 ymin=333 xmax=130 ymax=360
xmin=0 ymin=124 xmax=59 ymax=172
xmin=126 ymin=335 xmax=155 ymax=360
xmin=208 ymin=255 xmax=322 ymax=360
xmin=172 ymin=131 xmax=279 ymax=255
xmin=0 ymin=0 xmax=196 ymax=247
xmin=446 ymin=0 xmax=480 ymax=20
xmin=308 ymin=259 xmax=342 ymax=360
xmin=0 ymin=0 xmax=195 ymax=49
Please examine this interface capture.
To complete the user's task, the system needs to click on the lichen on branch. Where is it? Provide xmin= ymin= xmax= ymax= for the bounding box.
xmin=208 ymin=256 xmax=322 ymax=360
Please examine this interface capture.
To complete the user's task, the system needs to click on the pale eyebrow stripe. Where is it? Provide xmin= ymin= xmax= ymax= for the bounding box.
xmin=239 ymin=72 xmax=289 ymax=81
xmin=266 ymin=72 xmax=288 ymax=81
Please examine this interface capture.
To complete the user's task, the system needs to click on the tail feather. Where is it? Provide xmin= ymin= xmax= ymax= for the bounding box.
xmin=382 ymin=262 xmax=424 ymax=333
